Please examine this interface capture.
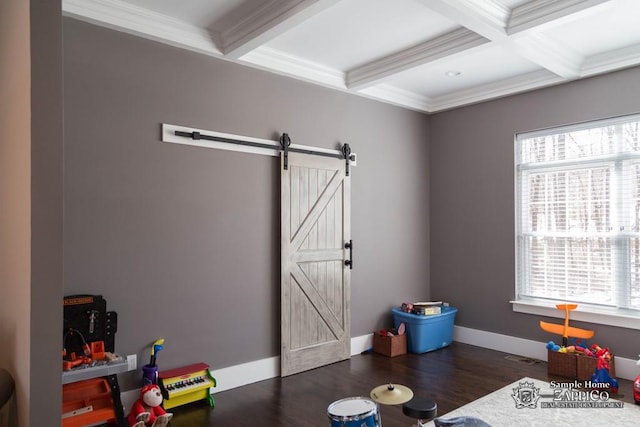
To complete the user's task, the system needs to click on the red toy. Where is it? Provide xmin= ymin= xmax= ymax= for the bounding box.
xmin=127 ymin=384 xmax=173 ymax=427
xmin=590 ymin=353 xmax=619 ymax=394
xmin=634 ymin=355 xmax=640 ymax=404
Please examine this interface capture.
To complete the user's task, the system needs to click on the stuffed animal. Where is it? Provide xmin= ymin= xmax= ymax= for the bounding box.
xmin=127 ymin=384 xmax=173 ymax=427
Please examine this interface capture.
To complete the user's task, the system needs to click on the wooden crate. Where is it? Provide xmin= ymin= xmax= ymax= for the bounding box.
xmin=548 ymin=350 xmax=616 ymax=381
xmin=373 ymin=331 xmax=407 ymax=357
xmin=576 ymin=354 xmax=615 ymax=381
xmin=547 ymin=350 xmax=577 ymax=378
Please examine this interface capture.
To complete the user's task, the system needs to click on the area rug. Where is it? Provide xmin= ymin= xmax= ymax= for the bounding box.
xmin=424 ymin=377 xmax=640 ymax=427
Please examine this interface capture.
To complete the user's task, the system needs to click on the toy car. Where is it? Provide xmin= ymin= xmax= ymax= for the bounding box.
xmin=634 ymin=374 xmax=640 ymax=404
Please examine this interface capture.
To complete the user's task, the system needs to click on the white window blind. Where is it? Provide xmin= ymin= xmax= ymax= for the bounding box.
xmin=515 ymin=114 xmax=640 ymax=314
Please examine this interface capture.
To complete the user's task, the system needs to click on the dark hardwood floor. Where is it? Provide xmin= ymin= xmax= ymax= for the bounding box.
xmin=167 ymin=342 xmax=637 ymax=426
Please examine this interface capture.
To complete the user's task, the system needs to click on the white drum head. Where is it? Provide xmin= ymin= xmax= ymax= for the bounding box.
xmin=328 ymin=397 xmax=377 ymax=417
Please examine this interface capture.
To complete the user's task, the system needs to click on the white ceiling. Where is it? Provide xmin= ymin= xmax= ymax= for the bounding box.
xmin=62 ymin=0 xmax=640 ymax=113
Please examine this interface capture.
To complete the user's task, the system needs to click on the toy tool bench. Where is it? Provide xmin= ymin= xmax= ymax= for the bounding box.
xmin=62 ymin=295 xmax=132 ymax=427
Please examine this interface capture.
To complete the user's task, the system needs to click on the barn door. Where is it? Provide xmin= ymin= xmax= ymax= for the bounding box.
xmin=281 ymin=151 xmax=351 ymax=377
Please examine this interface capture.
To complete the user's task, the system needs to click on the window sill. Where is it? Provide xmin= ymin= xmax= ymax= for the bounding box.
xmin=511 ymin=299 xmax=640 ymax=331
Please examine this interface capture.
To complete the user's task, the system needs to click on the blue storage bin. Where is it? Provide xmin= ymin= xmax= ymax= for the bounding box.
xmin=392 ymin=307 xmax=458 ymax=354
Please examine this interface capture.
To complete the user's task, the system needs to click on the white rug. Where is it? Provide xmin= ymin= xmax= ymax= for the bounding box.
xmin=424 ymin=377 xmax=640 ymax=427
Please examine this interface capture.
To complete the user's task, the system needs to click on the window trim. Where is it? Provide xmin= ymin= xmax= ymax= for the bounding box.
xmin=511 ymin=298 xmax=640 ymax=330
xmin=514 ymin=113 xmax=640 ymax=327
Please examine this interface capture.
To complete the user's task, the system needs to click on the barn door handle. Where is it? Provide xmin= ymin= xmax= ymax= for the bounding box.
xmin=344 ymin=240 xmax=353 ymax=269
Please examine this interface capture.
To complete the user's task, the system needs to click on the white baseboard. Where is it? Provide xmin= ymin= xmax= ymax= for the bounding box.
xmin=453 ymin=325 xmax=638 ymax=381
xmin=453 ymin=326 xmax=549 ymax=361
xmin=119 ymin=356 xmax=280 ymax=413
xmin=215 ymin=355 xmax=281 ymax=393
xmin=351 ymin=332 xmax=374 ymax=355
xmin=120 ymin=328 xmax=639 ymax=412
xmin=121 ymin=335 xmax=376 ymax=411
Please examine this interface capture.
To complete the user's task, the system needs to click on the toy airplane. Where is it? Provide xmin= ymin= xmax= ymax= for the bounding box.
xmin=539 ymin=303 xmax=594 ymax=347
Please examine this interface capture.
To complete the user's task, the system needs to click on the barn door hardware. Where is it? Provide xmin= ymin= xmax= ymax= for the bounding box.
xmin=344 ymin=240 xmax=353 ymax=269
xmin=175 ymin=130 xmax=277 ymax=151
xmin=342 ymin=144 xmax=352 ymax=176
xmin=277 ymin=134 xmax=354 ymax=172
xmin=280 ymin=133 xmax=291 ymax=170
xmin=168 ymin=125 xmax=355 ymax=172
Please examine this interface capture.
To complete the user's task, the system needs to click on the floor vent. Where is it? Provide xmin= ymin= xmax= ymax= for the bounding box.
xmin=504 ymin=355 xmax=540 ymax=365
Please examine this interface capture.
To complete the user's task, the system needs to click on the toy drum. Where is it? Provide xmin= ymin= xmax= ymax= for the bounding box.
xmin=327 ymin=397 xmax=381 ymax=427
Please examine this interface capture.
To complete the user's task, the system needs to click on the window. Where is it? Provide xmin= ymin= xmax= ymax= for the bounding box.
xmin=515 ymin=114 xmax=640 ymax=322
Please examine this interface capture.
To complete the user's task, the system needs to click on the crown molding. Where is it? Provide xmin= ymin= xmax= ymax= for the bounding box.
xmin=347 ymin=28 xmax=489 ymax=90
xmin=580 ymin=43 xmax=640 ymax=77
xmin=357 ymin=84 xmax=434 ymax=113
xmin=241 ymin=47 xmax=438 ymax=113
xmin=62 ymin=0 xmax=221 ymax=56
xmin=62 ymin=0 xmax=638 ymax=115
xmin=240 ymin=46 xmax=346 ymax=89
xmin=508 ymin=0 xmax=613 ymax=35
xmin=430 ymin=69 xmax=564 ymax=112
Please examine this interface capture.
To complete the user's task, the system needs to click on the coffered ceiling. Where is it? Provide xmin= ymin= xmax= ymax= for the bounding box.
xmin=62 ymin=0 xmax=640 ymax=113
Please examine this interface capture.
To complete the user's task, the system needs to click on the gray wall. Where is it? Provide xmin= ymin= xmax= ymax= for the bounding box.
xmin=30 ymin=0 xmax=64 ymax=423
xmin=0 ymin=0 xmax=64 ymax=425
xmin=429 ymin=66 xmax=640 ymax=359
xmin=63 ymin=18 xmax=430 ymax=390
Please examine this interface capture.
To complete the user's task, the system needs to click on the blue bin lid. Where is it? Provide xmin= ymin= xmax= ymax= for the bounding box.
xmin=392 ymin=306 xmax=457 ymax=317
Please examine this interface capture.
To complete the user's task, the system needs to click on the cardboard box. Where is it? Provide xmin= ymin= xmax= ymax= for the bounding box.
xmin=373 ymin=331 xmax=407 ymax=357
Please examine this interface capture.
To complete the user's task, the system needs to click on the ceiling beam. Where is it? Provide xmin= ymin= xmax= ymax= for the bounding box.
xmin=508 ymin=0 xmax=614 ymax=35
xmin=220 ymin=0 xmax=341 ymax=59
xmin=416 ymin=0 xmax=613 ymax=79
xmin=347 ymin=28 xmax=489 ymax=90
xmin=416 ymin=0 xmax=510 ymax=40
xmin=63 ymin=0 xmax=636 ymax=114
xmin=512 ymin=33 xmax=584 ymax=78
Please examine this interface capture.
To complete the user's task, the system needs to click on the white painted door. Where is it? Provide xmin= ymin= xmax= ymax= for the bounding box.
xmin=281 ymin=152 xmax=351 ymax=377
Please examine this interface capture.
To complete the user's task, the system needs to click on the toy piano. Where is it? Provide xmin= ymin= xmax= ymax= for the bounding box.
xmin=158 ymin=362 xmax=216 ymax=410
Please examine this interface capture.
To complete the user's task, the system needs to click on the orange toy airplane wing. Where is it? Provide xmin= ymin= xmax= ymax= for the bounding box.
xmin=539 ymin=321 xmax=594 ymax=339
xmin=539 ymin=303 xmax=595 ymax=347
